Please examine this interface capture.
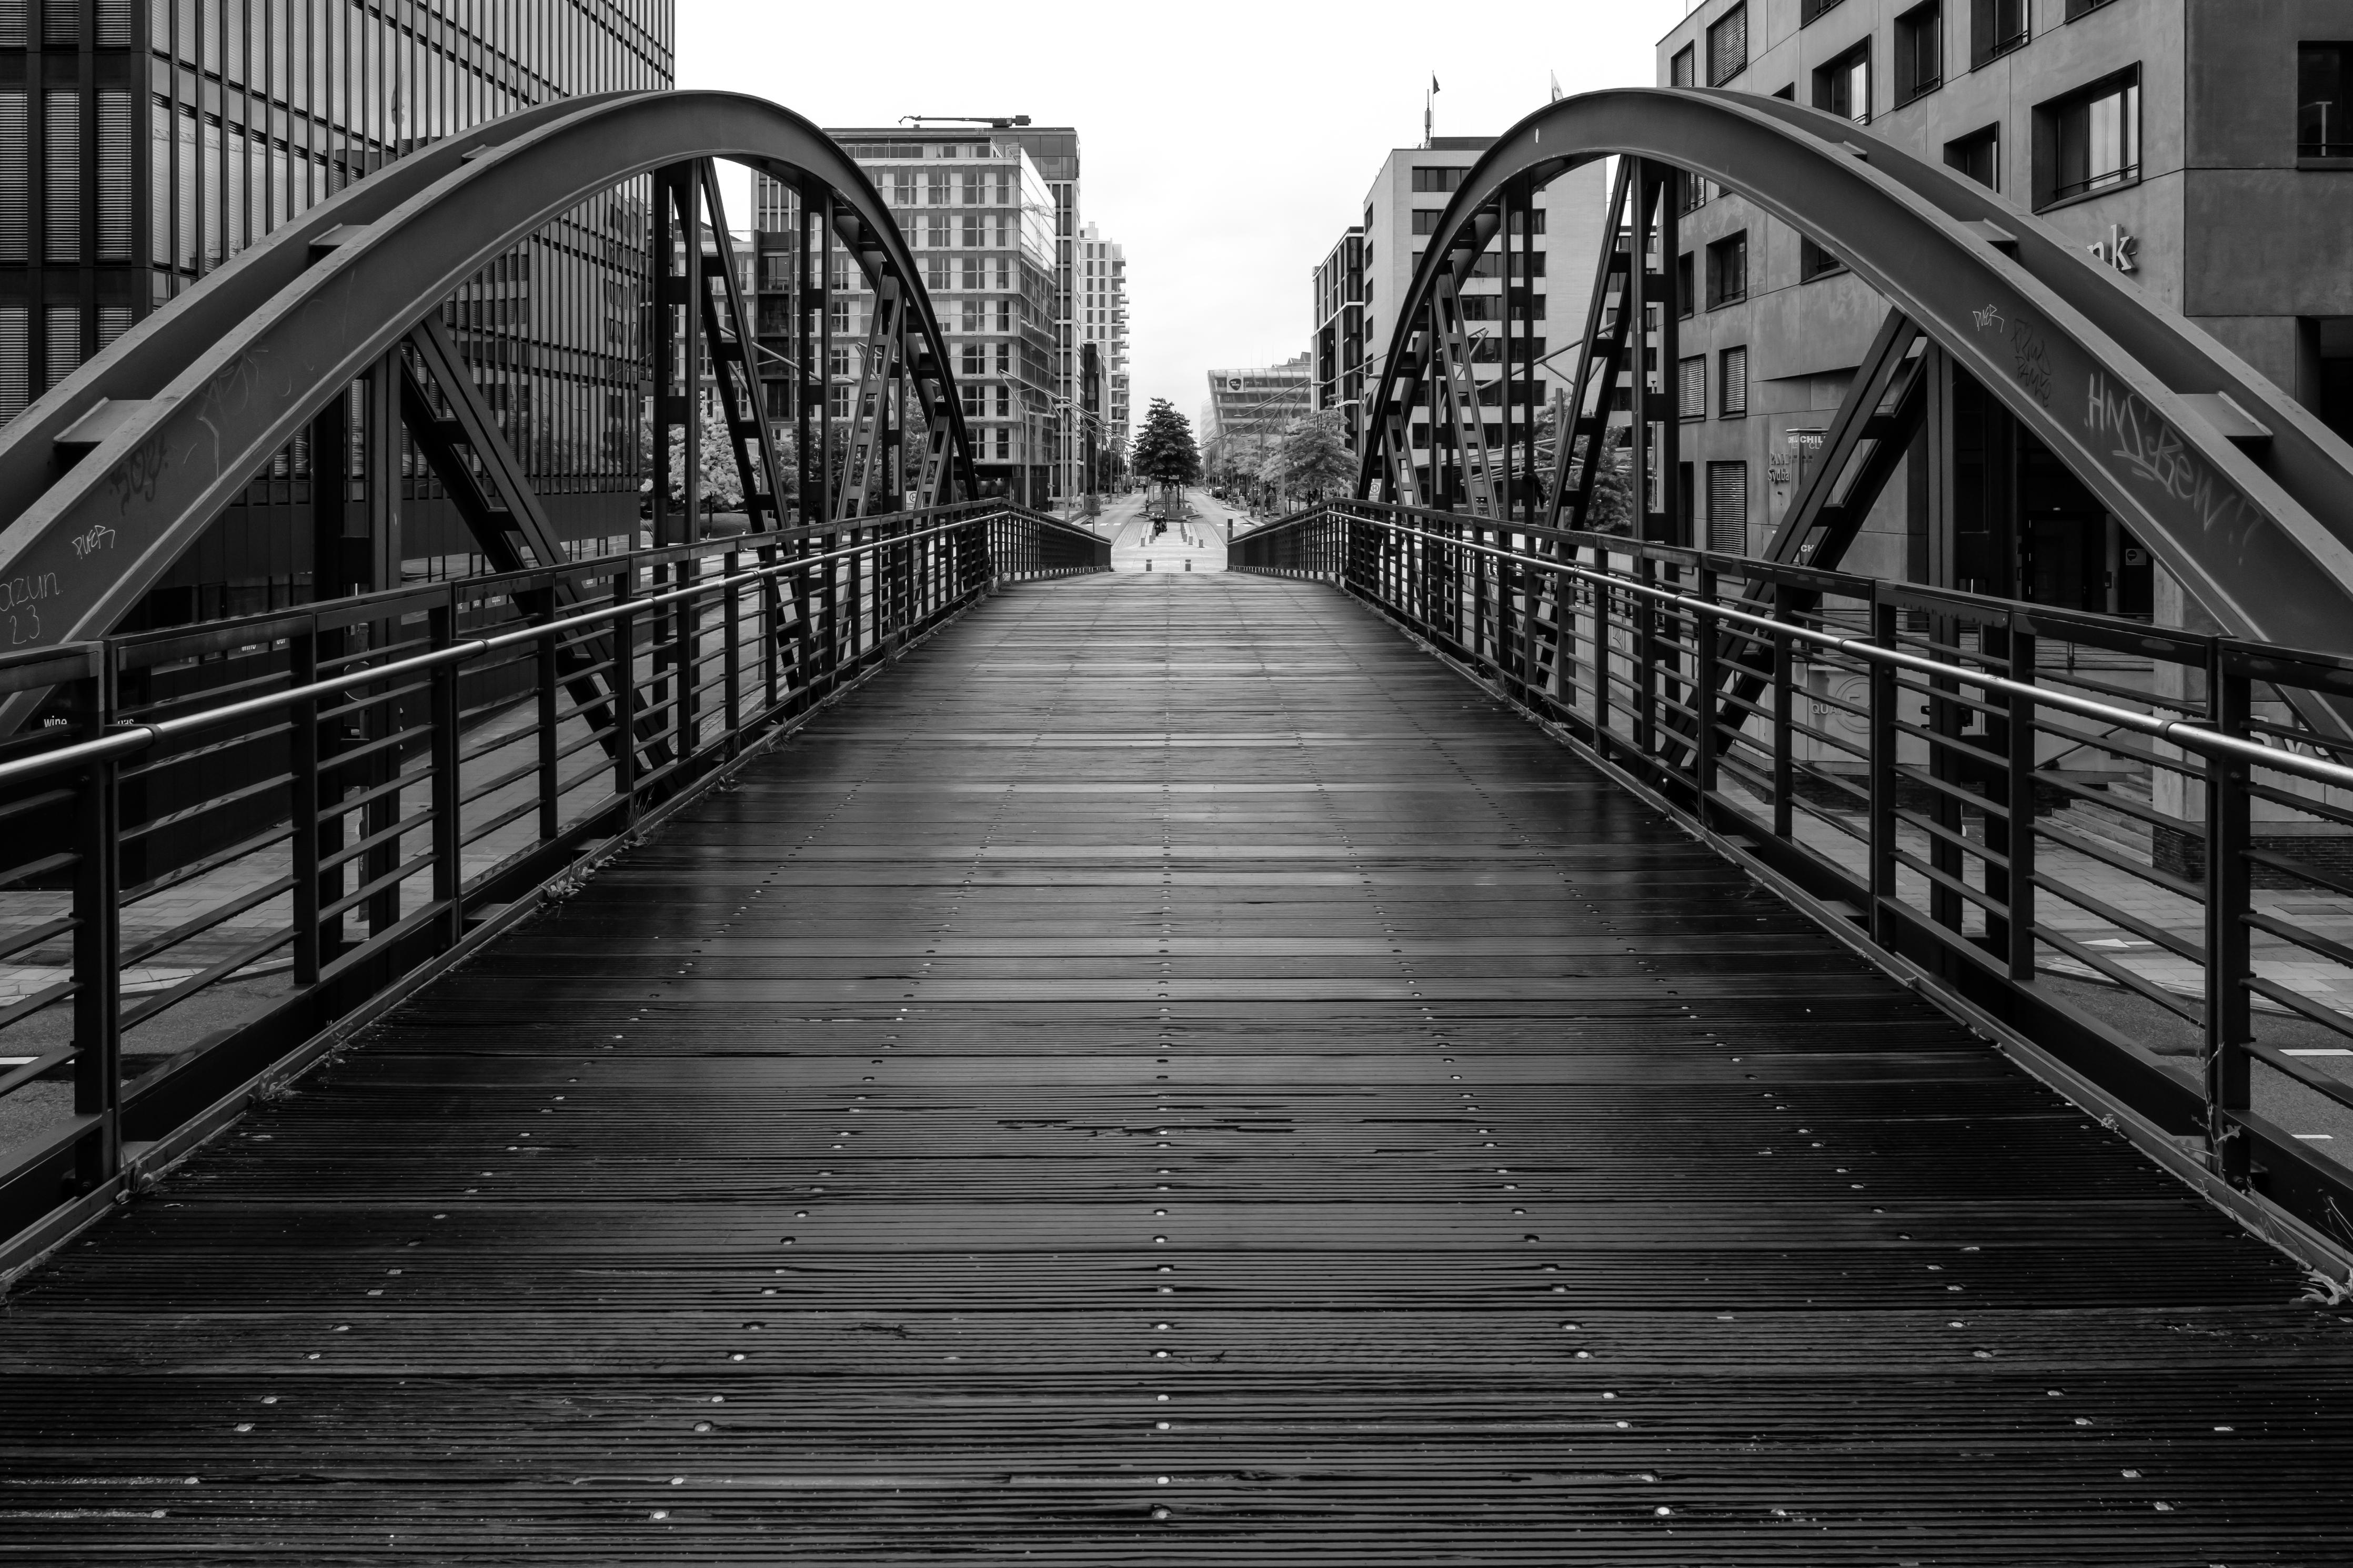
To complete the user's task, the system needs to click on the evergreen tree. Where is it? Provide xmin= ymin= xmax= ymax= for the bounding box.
xmin=1130 ymin=398 xmax=1201 ymax=503
xmin=1261 ymin=411 xmax=1356 ymax=509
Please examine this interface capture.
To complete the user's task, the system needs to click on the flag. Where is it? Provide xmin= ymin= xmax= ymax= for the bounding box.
xmin=1431 ymin=75 xmax=1441 ymax=94
xmin=1550 ymin=70 xmax=1562 ymax=102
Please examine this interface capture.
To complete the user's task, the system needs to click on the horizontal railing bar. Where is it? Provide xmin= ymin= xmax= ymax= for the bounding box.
xmin=0 ymin=511 xmax=1043 ymax=790
xmin=1335 ymin=512 xmax=2353 ymax=795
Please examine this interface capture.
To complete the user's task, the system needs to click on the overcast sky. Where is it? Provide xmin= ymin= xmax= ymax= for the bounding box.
xmin=678 ymin=0 xmax=1690 ymax=431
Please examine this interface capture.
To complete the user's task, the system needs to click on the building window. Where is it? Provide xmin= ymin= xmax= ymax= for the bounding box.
xmin=1706 ymin=231 xmax=1748 ymax=308
xmin=1411 ymin=166 xmax=1467 ymax=192
xmin=1676 ymin=251 xmax=1695 ymax=317
xmin=1720 ymin=347 xmax=1748 ymax=416
xmin=1707 ymin=461 xmax=1748 ymax=553
xmin=1707 ymin=4 xmax=1748 ymax=84
xmin=927 ymin=173 xmax=949 ymax=204
xmin=1802 ymin=0 xmax=1845 ymax=21
xmin=1671 ymin=43 xmax=1696 ymax=87
xmin=2065 ymin=0 xmax=2118 ymax=15
xmin=1800 ymin=236 xmax=1847 ymax=280
xmin=1972 ymin=0 xmax=2027 ymax=67
xmin=2042 ymin=69 xmax=2140 ymax=206
xmin=1411 ymin=209 xmax=1447 ymax=236
xmin=2300 ymin=44 xmax=2353 ymax=158
xmin=1895 ymin=3 xmax=1942 ymax=104
xmin=1946 ymin=124 xmax=2000 ymax=188
xmin=1678 ymin=171 xmax=1717 ymax=214
xmin=961 ymin=343 xmax=983 ymax=375
xmin=1679 ymin=355 xmax=1706 ymax=420
xmin=1815 ymin=42 xmax=1871 ymax=123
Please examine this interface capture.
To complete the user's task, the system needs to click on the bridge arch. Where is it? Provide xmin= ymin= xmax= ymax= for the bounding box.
xmin=0 ymin=89 xmax=973 ymax=666
xmin=1360 ymin=87 xmax=2353 ymax=657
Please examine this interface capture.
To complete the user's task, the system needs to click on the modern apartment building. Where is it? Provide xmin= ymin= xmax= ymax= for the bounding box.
xmin=1311 ymin=227 xmax=1364 ymax=445
xmin=813 ymin=125 xmax=1081 ymax=506
xmin=1204 ymin=351 xmax=1311 ymax=479
xmin=4 ymin=0 xmax=672 ymax=622
xmin=1656 ymin=0 xmax=2353 ymax=612
xmin=1344 ymin=137 xmax=1608 ymax=495
xmin=1077 ymin=222 xmax=1128 ymax=462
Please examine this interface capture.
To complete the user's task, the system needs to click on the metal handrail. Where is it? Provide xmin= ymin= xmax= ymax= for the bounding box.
xmin=1342 ymin=508 xmax=2353 ymax=795
xmin=1233 ymin=498 xmax=2353 ymax=1242
xmin=0 ymin=504 xmax=1083 ymax=789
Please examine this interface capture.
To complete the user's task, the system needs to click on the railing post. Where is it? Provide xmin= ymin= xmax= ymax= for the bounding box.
xmin=1633 ymin=554 xmax=1659 ymax=765
xmin=536 ymin=598 xmax=560 ymax=842
xmin=1592 ymin=551 xmax=1611 ymax=752
xmin=760 ymin=541 xmax=782 ymax=715
xmin=613 ymin=564 xmax=640 ymax=826
xmin=290 ymin=627 xmax=324 ymax=987
xmin=723 ymin=548 xmax=743 ymax=750
xmin=1694 ymin=561 xmax=1718 ymax=813
xmin=1771 ymin=605 xmax=1794 ymax=842
xmin=1868 ymin=592 xmax=1900 ymax=947
xmin=674 ymin=553 xmax=700 ymax=765
xmin=69 ymin=653 xmax=120 ymax=1195
xmin=2204 ymin=643 xmax=2254 ymax=1188
xmin=427 ymin=599 xmax=464 ymax=950
xmin=2002 ymin=625 xmax=2037 ymax=983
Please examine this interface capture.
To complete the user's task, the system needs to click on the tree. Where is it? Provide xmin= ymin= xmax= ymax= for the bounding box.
xmin=641 ymin=403 xmax=801 ymax=530
xmin=1129 ymin=398 xmax=1201 ymax=505
xmin=1260 ymin=411 xmax=1355 ymax=511
xmin=1578 ymin=433 xmax=1637 ymax=535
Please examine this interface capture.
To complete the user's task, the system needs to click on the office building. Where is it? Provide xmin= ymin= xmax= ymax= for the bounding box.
xmin=807 ymin=125 xmax=1081 ymax=507
xmin=3 ymin=0 xmax=672 ymax=622
xmin=1077 ymin=222 xmax=1128 ymax=462
xmin=1311 ymin=227 xmax=1364 ymax=446
xmin=1655 ymin=0 xmax=2353 ymax=611
xmin=768 ymin=133 xmax=1060 ymax=505
xmin=1204 ymin=351 xmax=1312 ymax=479
xmin=1340 ymin=137 xmax=1608 ymax=496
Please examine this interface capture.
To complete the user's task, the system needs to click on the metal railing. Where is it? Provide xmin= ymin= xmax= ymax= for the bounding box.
xmin=1237 ymin=501 xmax=2353 ymax=1242
xmin=0 ymin=501 xmax=1107 ymax=1263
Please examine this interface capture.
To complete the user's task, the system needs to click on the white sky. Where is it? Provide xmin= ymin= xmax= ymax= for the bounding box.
xmin=678 ymin=0 xmax=1690 ymax=430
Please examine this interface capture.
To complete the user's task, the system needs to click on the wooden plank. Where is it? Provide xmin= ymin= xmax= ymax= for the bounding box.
xmin=1 ymin=572 xmax=2347 ymax=1562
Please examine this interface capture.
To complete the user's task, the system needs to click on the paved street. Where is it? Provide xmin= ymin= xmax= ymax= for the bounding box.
xmin=1109 ymin=487 xmax=1229 ymax=573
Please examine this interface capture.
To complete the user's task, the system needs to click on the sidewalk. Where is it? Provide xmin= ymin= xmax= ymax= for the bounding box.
xmin=1110 ymin=488 xmax=1228 ymax=574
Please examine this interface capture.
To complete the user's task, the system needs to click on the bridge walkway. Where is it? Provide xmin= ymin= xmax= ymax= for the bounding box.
xmin=2 ymin=571 xmax=2347 ymax=1562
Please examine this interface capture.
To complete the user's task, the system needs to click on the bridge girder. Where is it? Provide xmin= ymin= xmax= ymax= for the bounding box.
xmin=1360 ymin=87 xmax=2353 ymax=661
xmin=0 ymin=90 xmax=977 ymax=695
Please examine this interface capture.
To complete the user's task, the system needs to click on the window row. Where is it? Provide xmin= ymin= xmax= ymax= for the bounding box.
xmin=886 ymin=170 xmax=1022 ymax=207
xmin=1674 ymin=0 xmax=2126 ymax=107
xmin=1677 ymin=346 xmax=1749 ymax=421
xmin=1409 ymin=208 xmax=1547 ymax=236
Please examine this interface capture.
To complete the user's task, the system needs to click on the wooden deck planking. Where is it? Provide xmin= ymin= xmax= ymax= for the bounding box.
xmin=2 ymin=571 xmax=2349 ymax=1563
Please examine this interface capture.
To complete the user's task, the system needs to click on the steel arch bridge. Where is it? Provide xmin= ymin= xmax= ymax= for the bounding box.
xmin=0 ymin=89 xmax=994 ymax=680
xmin=1356 ymin=87 xmax=2353 ymax=660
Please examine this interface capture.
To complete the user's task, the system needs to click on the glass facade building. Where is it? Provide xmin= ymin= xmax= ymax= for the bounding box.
xmin=1077 ymin=221 xmax=1125 ymax=461
xmin=0 ymin=0 xmax=673 ymax=621
xmin=812 ymin=124 xmax=1082 ymax=505
xmin=763 ymin=133 xmax=1063 ymax=507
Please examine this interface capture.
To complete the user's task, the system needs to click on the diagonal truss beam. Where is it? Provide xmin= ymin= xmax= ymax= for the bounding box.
xmin=1546 ymin=162 xmax=1636 ymax=534
xmin=1429 ymin=269 xmax=1499 ymax=518
xmin=397 ymin=315 xmax=665 ymax=768
xmin=836 ymin=276 xmax=902 ymax=520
